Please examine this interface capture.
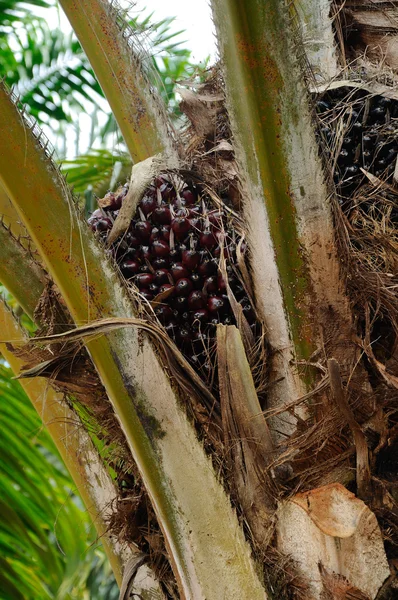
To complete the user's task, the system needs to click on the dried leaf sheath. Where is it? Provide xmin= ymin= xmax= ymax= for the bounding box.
xmin=217 ymin=325 xmax=275 ymax=548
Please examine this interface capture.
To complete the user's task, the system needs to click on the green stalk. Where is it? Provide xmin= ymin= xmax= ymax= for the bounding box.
xmin=58 ymin=0 xmax=178 ymax=163
xmin=0 ymin=222 xmax=45 ymax=319
xmin=0 ymin=83 xmax=267 ymax=599
xmin=210 ymin=0 xmax=351 ymax=416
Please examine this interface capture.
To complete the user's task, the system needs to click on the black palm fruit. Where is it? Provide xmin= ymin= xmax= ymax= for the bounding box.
xmin=315 ymin=88 xmax=398 ymax=200
xmin=89 ymin=174 xmax=255 ymax=380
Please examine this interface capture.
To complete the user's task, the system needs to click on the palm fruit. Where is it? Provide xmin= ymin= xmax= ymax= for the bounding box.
xmin=315 ymin=88 xmax=398 ymax=201
xmin=89 ymin=174 xmax=255 ymax=381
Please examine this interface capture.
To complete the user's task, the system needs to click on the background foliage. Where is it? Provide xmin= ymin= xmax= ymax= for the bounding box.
xmin=0 ymin=363 xmax=119 ymax=599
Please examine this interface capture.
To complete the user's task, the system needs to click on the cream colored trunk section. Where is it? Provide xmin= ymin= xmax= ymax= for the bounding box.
xmin=277 ymin=484 xmax=390 ymax=599
xmin=296 ymin=0 xmax=339 ymax=82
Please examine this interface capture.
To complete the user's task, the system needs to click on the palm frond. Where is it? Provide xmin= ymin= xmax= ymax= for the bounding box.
xmin=2 ymin=20 xmax=104 ymax=123
xmin=0 ymin=363 xmax=119 ymax=599
xmin=61 ymin=148 xmax=131 ymax=195
xmin=0 ymin=0 xmax=52 ymax=27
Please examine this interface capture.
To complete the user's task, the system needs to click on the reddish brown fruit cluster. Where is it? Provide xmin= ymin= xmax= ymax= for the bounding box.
xmin=88 ymin=175 xmax=255 ymax=378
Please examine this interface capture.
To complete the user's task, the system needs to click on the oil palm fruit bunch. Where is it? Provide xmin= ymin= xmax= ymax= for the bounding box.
xmin=316 ymin=88 xmax=398 ymax=200
xmin=88 ymin=173 xmax=254 ymax=381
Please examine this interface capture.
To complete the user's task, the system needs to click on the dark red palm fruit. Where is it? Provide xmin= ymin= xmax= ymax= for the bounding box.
xmin=165 ymin=319 xmax=178 ymax=334
xmin=171 ymin=216 xmax=191 ymax=237
xmin=208 ymin=296 xmax=225 ymax=313
xmin=169 ymin=247 xmax=180 ymax=262
xmin=182 ymin=249 xmax=200 ymax=270
xmin=152 ymin=240 xmax=170 ymax=257
xmin=139 ymin=264 xmax=151 ymax=273
xmin=159 ymin=283 xmax=175 ymax=296
xmin=154 ymin=269 xmax=170 ymax=285
xmin=92 ymin=218 xmax=112 ymax=232
xmin=181 ymin=311 xmax=190 ymax=323
xmin=188 ymin=290 xmax=205 ymax=310
xmin=122 ymin=245 xmax=139 ymax=259
xmin=208 ymin=210 xmax=224 ymax=227
xmin=140 ymin=195 xmax=157 ymax=216
xmin=155 ymin=175 xmax=168 ymax=188
xmin=152 ymin=257 xmax=169 ymax=269
xmin=190 ymin=273 xmax=202 ymax=289
xmin=198 ymin=257 xmax=217 ymax=276
xmin=135 ymin=220 xmax=152 ymax=241
xmin=217 ymin=273 xmax=227 ymax=292
xmin=223 ymin=316 xmax=234 ymax=325
xmin=209 ymin=318 xmax=220 ymax=327
xmin=204 ymin=276 xmax=218 ymax=294
xmin=149 ymin=283 xmax=159 ymax=294
xmin=176 ymin=327 xmax=192 ymax=344
xmin=200 ymin=230 xmax=217 ymax=249
xmin=121 ymin=260 xmax=140 ymax=275
xmin=107 ymin=192 xmax=123 ymax=210
xmin=155 ymin=305 xmax=174 ymax=323
xmin=140 ymin=290 xmax=153 ymax=301
xmin=88 ymin=208 xmax=104 ymax=223
xmin=175 ymin=278 xmax=193 ymax=296
xmin=242 ymin=303 xmax=255 ymax=323
xmin=160 ymin=225 xmax=171 ymax=241
xmin=191 ymin=309 xmax=209 ymax=329
xmin=99 ymin=192 xmax=121 ymax=211
xmin=189 ymin=354 xmax=202 ymax=367
xmin=161 ymin=183 xmax=175 ymax=202
xmin=170 ymin=263 xmax=190 ymax=281
xmin=140 ymin=246 xmax=152 ymax=261
xmin=189 ymin=217 xmax=202 ymax=232
xmin=124 ymin=232 xmax=141 ymax=247
xmin=182 ymin=189 xmax=196 ymax=205
xmin=136 ymin=273 xmax=154 ymax=288
xmin=153 ymin=206 xmax=171 ymax=225
xmin=149 ymin=227 xmax=160 ymax=244
xmin=172 ymin=296 xmax=188 ymax=311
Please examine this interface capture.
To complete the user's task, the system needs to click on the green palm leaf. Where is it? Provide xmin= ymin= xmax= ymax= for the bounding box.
xmin=0 ymin=1 xmax=52 ymax=27
xmin=0 ymin=363 xmax=118 ymax=599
